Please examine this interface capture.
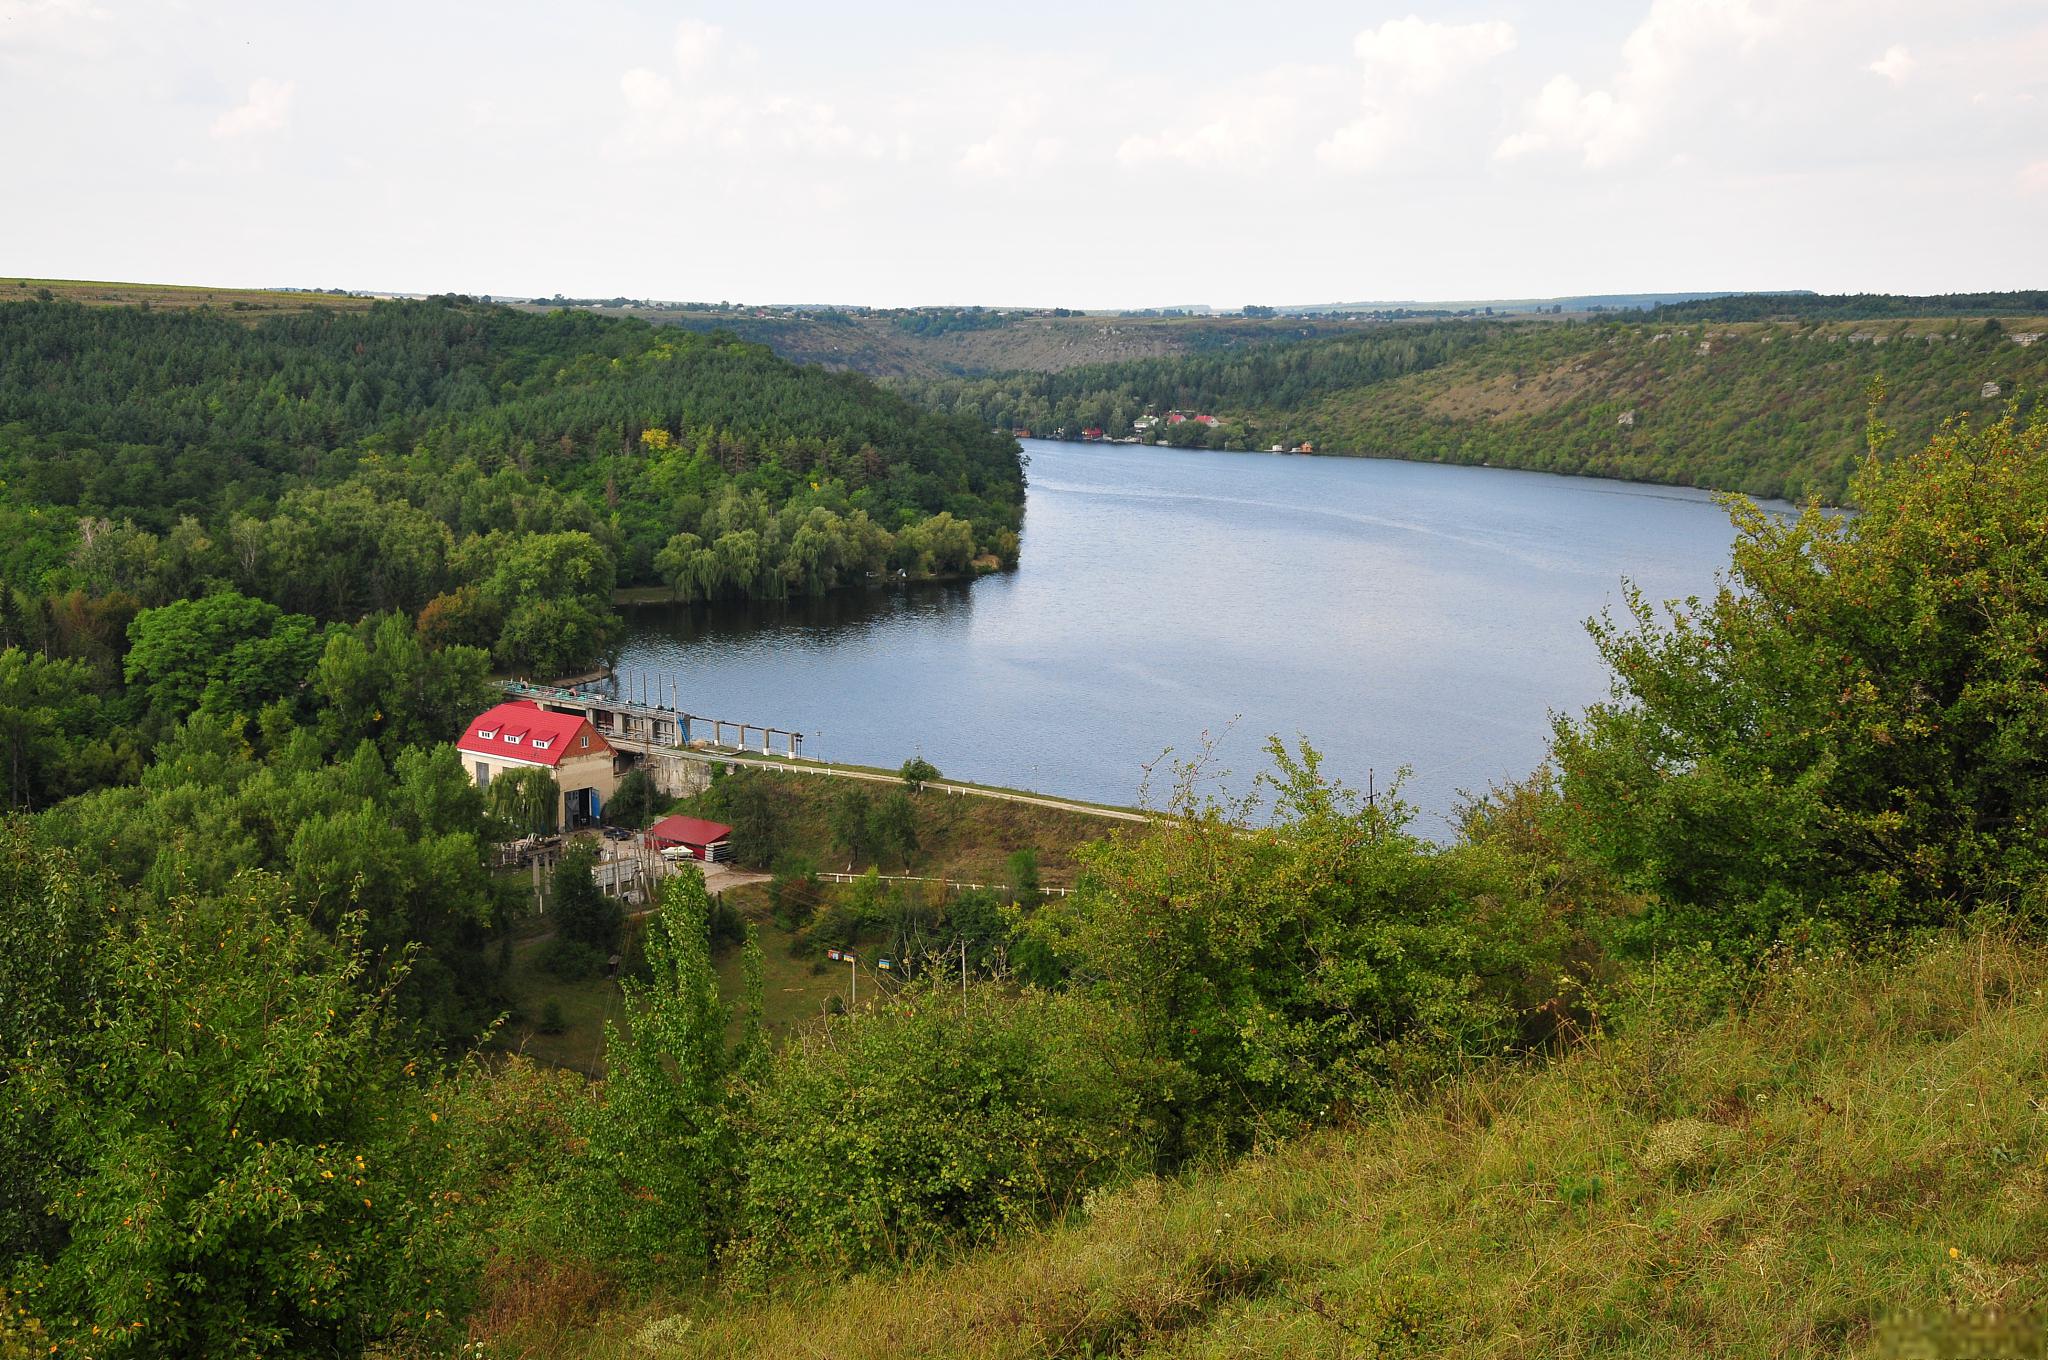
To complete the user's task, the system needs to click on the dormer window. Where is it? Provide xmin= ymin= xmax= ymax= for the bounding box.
xmin=531 ymin=737 xmax=552 ymax=751
xmin=477 ymin=727 xmax=499 ymax=740
xmin=505 ymin=733 xmax=523 ymax=745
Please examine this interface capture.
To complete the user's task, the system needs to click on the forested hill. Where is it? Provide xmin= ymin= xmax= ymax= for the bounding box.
xmin=897 ymin=314 xmax=2048 ymax=502
xmin=1648 ymin=290 xmax=2048 ymax=323
xmin=0 ymin=297 xmax=1024 ymax=674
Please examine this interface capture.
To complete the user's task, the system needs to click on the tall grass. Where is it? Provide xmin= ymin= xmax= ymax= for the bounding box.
xmin=496 ymin=929 xmax=2048 ymax=1358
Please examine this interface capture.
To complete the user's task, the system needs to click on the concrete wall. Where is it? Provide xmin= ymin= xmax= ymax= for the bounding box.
xmin=640 ymin=752 xmax=712 ymax=799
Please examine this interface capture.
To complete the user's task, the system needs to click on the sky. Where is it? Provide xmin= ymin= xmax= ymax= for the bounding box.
xmin=2 ymin=0 xmax=2044 ymax=308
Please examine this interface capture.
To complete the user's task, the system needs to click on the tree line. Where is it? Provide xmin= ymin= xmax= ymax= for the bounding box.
xmin=0 ymin=297 xmax=1026 ymax=678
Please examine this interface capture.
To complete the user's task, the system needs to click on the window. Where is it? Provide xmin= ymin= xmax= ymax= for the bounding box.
xmin=474 ymin=761 xmax=491 ymax=788
xmin=477 ymin=727 xmax=498 ymax=740
xmin=532 ymin=737 xmax=552 ymax=751
xmin=580 ymin=734 xmax=590 ymax=748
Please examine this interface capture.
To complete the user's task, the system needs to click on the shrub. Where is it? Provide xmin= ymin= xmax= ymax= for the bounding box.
xmin=1005 ymin=846 xmax=1041 ymax=901
xmin=539 ymin=938 xmax=605 ymax=981
xmin=707 ymin=892 xmax=744 ymax=952
xmin=580 ymin=869 xmax=762 ymax=1277
xmin=1553 ymin=407 xmax=2048 ymax=953
xmin=14 ymin=878 xmax=468 ymax=1356
xmin=869 ymin=791 xmax=918 ymax=868
xmin=899 ymin=756 xmax=940 ymax=791
xmin=552 ymin=840 xmax=622 ymax=955
xmin=1027 ymin=740 xmax=1556 ymax=1159
xmin=708 ymin=769 xmax=781 ymax=869
xmin=536 ymin=998 xmax=568 ymax=1035
xmin=770 ymin=855 xmax=822 ymax=931
xmin=732 ymin=988 xmax=1142 ymax=1277
xmin=828 ymin=786 xmax=872 ymax=865
xmin=607 ymin=767 xmax=660 ymax=829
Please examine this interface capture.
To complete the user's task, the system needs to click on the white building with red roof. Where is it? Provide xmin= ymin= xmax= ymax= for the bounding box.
xmin=457 ymin=700 xmax=619 ymax=827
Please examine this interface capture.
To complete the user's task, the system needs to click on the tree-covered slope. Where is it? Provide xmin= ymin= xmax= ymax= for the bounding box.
xmin=902 ymin=315 xmax=2048 ymax=502
xmin=1648 ymin=290 xmax=2048 ymax=323
xmin=0 ymin=298 xmax=1024 ymax=674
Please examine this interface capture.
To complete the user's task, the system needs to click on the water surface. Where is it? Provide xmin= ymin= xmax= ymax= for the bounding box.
xmin=614 ymin=441 xmax=1771 ymax=830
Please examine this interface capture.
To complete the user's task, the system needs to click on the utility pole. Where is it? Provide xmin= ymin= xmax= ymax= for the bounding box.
xmin=960 ymin=937 xmax=968 ymax=1008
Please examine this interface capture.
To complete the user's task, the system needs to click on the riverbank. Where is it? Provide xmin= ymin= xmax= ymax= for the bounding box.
xmin=613 ymin=559 xmax=1007 ymax=610
xmin=1014 ymin=429 xmax=1847 ymax=507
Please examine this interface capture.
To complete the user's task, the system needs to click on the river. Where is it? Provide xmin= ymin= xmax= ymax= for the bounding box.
xmin=613 ymin=440 xmax=1778 ymax=831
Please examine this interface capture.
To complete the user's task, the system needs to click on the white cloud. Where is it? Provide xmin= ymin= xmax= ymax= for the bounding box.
xmin=1313 ymin=111 xmax=1402 ymax=172
xmin=959 ymin=133 xmax=1064 ymax=179
xmin=620 ymin=66 xmax=672 ymax=113
xmin=0 ymin=0 xmax=106 ymax=46
xmin=210 ymin=77 xmax=293 ymax=139
xmin=1317 ymin=16 xmax=1516 ymax=171
xmin=1118 ymin=16 xmax=1516 ymax=176
xmin=673 ymin=18 xmax=723 ymax=73
xmin=1866 ymin=43 xmax=1914 ymax=82
xmin=761 ymin=95 xmax=861 ymax=155
xmin=1354 ymin=14 xmax=1516 ymax=94
xmin=1117 ymin=92 xmax=1312 ymax=170
xmin=607 ymin=20 xmax=866 ymax=164
xmin=1499 ymin=0 xmax=1780 ymax=168
xmin=1493 ymin=73 xmax=1632 ymax=163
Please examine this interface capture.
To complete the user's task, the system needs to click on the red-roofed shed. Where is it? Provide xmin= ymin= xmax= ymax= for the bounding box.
xmin=646 ymin=814 xmax=735 ymax=863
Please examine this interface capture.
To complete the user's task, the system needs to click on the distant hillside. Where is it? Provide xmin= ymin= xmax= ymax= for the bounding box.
xmin=1653 ymin=291 xmax=2048 ymax=323
xmin=900 ymin=315 xmax=2048 ymax=502
xmin=1284 ymin=289 xmax=1785 ymax=315
xmin=505 ymin=303 xmax=1474 ymax=380
xmin=4 ymin=275 xmax=375 ymax=317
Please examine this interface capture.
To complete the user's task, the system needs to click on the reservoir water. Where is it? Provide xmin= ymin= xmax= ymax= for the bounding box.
xmin=615 ymin=440 xmax=1773 ymax=831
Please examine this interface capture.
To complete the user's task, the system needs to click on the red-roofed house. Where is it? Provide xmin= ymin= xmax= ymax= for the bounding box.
xmin=645 ymin=814 xmax=734 ymax=863
xmin=458 ymin=700 xmax=619 ymax=827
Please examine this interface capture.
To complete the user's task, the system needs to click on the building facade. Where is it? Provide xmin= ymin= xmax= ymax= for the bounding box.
xmin=457 ymin=700 xmax=619 ymax=828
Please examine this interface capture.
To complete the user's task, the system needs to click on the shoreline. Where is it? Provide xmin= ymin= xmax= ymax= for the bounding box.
xmin=1016 ymin=432 xmax=1842 ymax=509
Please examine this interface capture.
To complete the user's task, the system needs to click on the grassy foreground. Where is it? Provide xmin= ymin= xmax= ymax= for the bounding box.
xmin=522 ymin=931 xmax=2048 ymax=1359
